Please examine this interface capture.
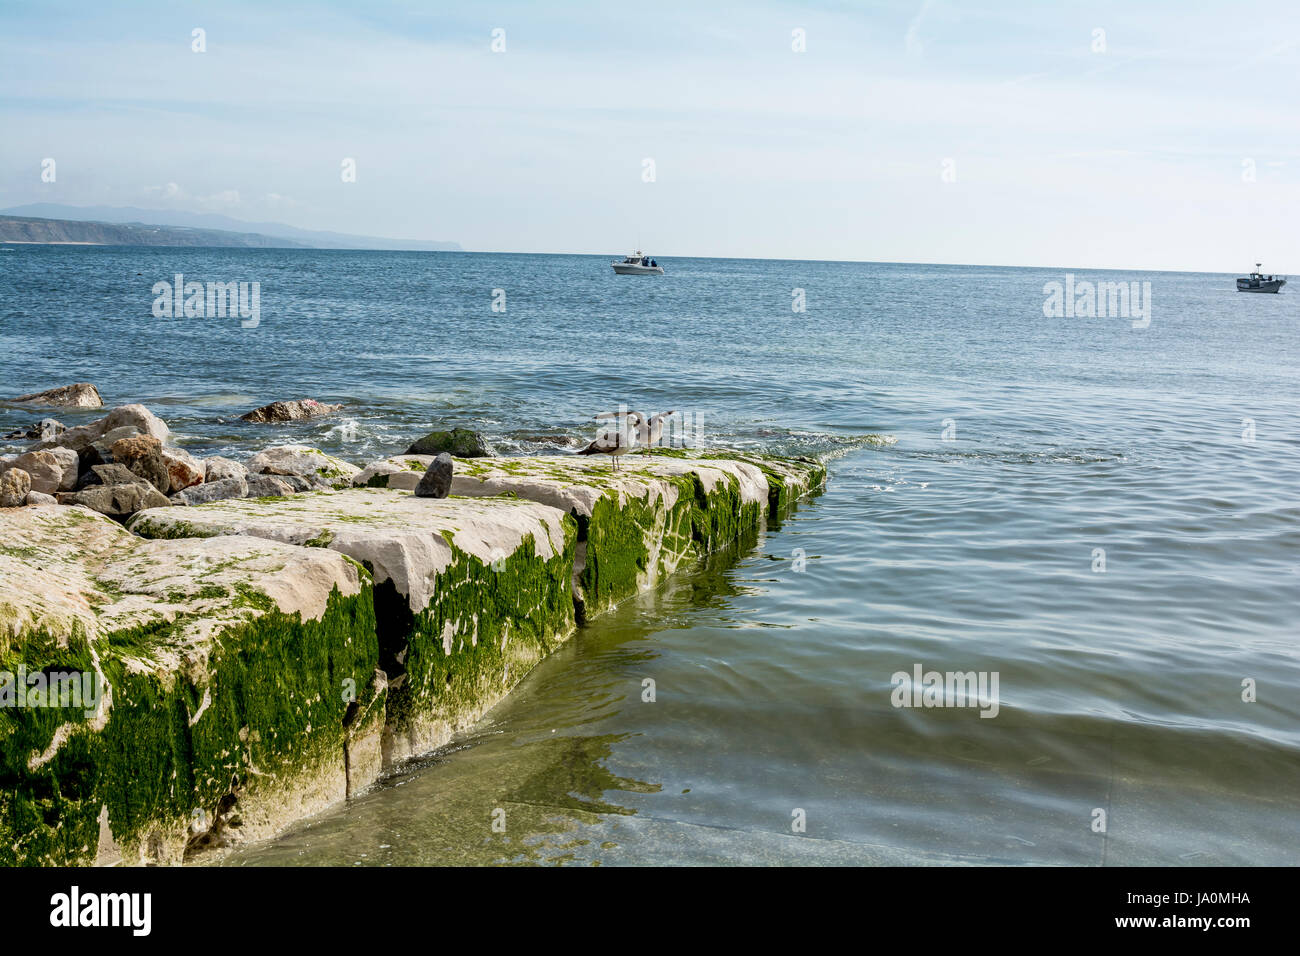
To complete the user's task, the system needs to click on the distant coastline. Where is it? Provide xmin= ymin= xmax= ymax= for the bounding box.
xmin=0 ymin=207 xmax=462 ymax=252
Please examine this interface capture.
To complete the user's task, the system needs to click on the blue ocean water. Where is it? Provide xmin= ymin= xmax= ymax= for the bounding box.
xmin=2 ymin=246 xmax=1297 ymax=865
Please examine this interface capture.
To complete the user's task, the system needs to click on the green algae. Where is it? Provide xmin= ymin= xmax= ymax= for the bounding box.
xmin=383 ymin=519 xmax=578 ymax=743
xmin=0 ymin=584 xmax=379 ymax=866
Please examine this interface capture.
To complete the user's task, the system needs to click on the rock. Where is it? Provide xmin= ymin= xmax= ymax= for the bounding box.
xmin=7 ymin=383 xmax=102 ymax=408
xmin=405 ymin=427 xmax=494 ymax=458
xmin=0 ymin=504 xmax=372 ymax=865
xmin=1 ymin=468 xmax=31 ymax=507
xmin=171 ymin=476 xmax=248 ymax=506
xmin=446 ymin=452 xmax=825 ymax=614
xmin=245 ymin=475 xmax=297 ymax=498
xmin=517 ymin=434 xmax=582 ymax=447
xmin=279 ymin=474 xmax=322 ymax=492
xmin=161 ymin=447 xmax=205 ymax=493
xmin=239 ymin=399 xmax=343 ymax=423
xmin=76 ymin=440 xmax=115 ymax=484
xmin=205 ymin=456 xmax=247 ymax=483
xmin=25 ymin=490 xmax=57 ymax=506
xmin=30 ymin=419 xmax=108 ymax=455
xmin=2 ymin=418 xmax=64 ymax=441
xmin=57 ymin=481 xmax=172 ymax=518
xmin=89 ymin=463 xmax=148 ymax=487
xmin=415 ymin=453 xmax=453 ymax=499
xmin=11 ymin=449 xmax=69 ymax=495
xmin=100 ymin=425 xmax=142 ymax=445
xmin=110 ymin=435 xmax=170 ymax=493
xmin=104 ymin=404 xmax=169 ymax=442
xmin=352 ymin=455 xmax=433 ymax=491
xmin=128 ymin=487 xmax=576 ymax=763
xmin=246 ymin=445 xmax=360 ymax=489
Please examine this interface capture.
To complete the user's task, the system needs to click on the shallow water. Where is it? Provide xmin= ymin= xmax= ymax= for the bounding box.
xmin=3 ymin=247 xmax=1297 ymax=865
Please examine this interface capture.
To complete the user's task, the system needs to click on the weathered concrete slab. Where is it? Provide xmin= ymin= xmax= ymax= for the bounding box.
xmin=0 ymin=505 xmax=379 ymax=866
xmin=128 ymin=489 xmax=578 ymax=766
xmin=445 ymin=452 xmax=825 ymax=615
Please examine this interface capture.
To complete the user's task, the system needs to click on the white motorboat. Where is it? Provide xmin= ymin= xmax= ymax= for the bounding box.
xmin=612 ymin=251 xmax=664 ymax=275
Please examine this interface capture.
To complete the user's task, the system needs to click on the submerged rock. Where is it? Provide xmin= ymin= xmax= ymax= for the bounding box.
xmin=405 ymin=427 xmax=494 ymax=458
xmin=414 ymin=453 xmax=453 ymax=499
xmin=246 ymin=445 xmax=360 ymax=489
xmin=239 ymin=399 xmax=343 ymax=423
xmin=0 ymin=467 xmax=31 ymax=507
xmin=8 ymin=382 xmax=102 ymax=408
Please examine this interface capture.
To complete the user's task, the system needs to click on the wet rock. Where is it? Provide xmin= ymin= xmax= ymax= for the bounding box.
xmin=58 ymin=481 xmax=171 ymax=518
xmin=517 ymin=434 xmax=581 ymax=447
xmin=3 ymin=418 xmax=64 ymax=441
xmin=205 ymin=457 xmax=247 ymax=483
xmin=239 ymin=399 xmax=343 ymax=423
xmin=161 ymin=447 xmax=205 ymax=493
xmin=171 ymin=476 xmax=248 ymax=506
xmin=25 ymin=490 xmax=58 ymax=506
xmin=31 ymin=419 xmax=108 ymax=455
xmin=1 ymin=468 xmax=31 ymax=507
xmin=405 ymin=427 xmax=494 ymax=458
xmin=246 ymin=445 xmax=360 ymax=489
xmin=244 ymin=475 xmax=297 ymax=497
xmin=110 ymin=435 xmax=170 ymax=493
xmin=8 ymin=383 xmax=102 ymax=408
xmin=415 ymin=453 xmax=453 ymax=499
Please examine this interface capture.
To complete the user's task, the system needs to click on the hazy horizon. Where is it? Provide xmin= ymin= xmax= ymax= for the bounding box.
xmin=2 ymin=0 xmax=1297 ymax=273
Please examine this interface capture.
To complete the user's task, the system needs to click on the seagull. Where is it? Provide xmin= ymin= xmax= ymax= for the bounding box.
xmin=578 ymin=411 xmax=642 ymax=470
xmin=639 ymin=410 xmax=678 ymax=447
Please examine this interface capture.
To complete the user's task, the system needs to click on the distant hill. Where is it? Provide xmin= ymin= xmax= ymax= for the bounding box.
xmin=0 ymin=204 xmax=463 ymax=251
xmin=0 ymin=215 xmax=315 ymax=248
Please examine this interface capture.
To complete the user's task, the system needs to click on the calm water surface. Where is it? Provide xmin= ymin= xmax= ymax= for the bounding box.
xmin=2 ymin=247 xmax=1296 ymax=865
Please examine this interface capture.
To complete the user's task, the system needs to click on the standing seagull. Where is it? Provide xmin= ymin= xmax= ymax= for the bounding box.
xmin=578 ymin=411 xmax=642 ymax=471
xmin=638 ymin=410 xmax=678 ymax=447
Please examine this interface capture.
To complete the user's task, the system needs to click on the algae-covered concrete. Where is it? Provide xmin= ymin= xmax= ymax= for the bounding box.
xmin=0 ymin=505 xmax=378 ymax=866
xmin=128 ymin=488 xmax=579 ymax=764
xmin=446 ymin=452 xmax=826 ymax=615
xmin=4 ymin=451 xmax=826 ymax=865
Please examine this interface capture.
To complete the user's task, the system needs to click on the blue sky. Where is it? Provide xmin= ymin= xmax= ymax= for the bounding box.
xmin=1 ymin=0 xmax=1297 ymax=270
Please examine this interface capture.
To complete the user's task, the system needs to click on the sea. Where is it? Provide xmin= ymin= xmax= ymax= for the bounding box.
xmin=2 ymin=246 xmax=1297 ymax=865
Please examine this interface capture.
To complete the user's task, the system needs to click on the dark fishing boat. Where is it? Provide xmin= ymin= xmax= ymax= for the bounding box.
xmin=1237 ymin=263 xmax=1286 ymax=293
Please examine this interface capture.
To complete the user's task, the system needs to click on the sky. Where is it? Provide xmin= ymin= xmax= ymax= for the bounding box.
xmin=1 ymin=0 xmax=1297 ymax=271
